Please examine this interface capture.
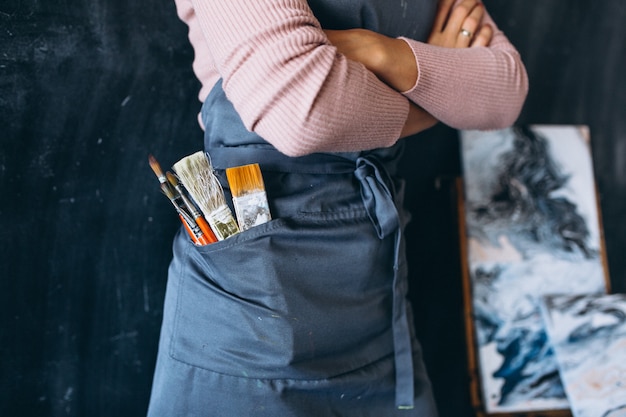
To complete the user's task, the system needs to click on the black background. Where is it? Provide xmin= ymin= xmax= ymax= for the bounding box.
xmin=1 ymin=1 xmax=624 ymax=416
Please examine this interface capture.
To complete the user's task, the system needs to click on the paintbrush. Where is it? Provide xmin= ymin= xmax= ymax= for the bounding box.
xmin=160 ymin=183 xmax=214 ymax=246
xmin=148 ymin=154 xmax=171 ymax=192
xmin=166 ymin=171 xmax=217 ymax=244
xmin=149 ymin=153 xmax=216 ymax=245
xmin=149 ymin=153 xmax=190 ymax=222
xmin=225 ymin=163 xmax=271 ymax=231
xmin=173 ymin=151 xmax=239 ymax=241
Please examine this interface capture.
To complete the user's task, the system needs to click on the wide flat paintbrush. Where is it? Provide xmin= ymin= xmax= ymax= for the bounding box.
xmin=173 ymin=151 xmax=239 ymax=241
xmin=225 ymin=163 xmax=271 ymax=231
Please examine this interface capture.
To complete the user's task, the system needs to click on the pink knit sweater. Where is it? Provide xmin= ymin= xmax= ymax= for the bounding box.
xmin=174 ymin=0 xmax=528 ymax=157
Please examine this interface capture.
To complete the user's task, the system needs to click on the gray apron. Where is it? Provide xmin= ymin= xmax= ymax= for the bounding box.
xmin=148 ymin=0 xmax=438 ymax=415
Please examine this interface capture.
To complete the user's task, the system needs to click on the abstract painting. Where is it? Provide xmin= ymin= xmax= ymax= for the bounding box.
xmin=541 ymin=293 xmax=626 ymax=417
xmin=459 ymin=125 xmax=609 ymax=414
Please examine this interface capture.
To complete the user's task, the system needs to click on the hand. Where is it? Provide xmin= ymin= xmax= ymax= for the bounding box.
xmin=428 ymin=0 xmax=493 ymax=48
xmin=324 ymin=28 xmax=417 ymax=92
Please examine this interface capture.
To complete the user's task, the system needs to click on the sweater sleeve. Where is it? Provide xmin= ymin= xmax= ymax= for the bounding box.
xmin=187 ymin=0 xmax=410 ymax=157
xmin=400 ymin=11 xmax=529 ymax=130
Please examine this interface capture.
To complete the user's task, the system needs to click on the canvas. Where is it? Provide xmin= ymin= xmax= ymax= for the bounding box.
xmin=459 ymin=125 xmax=608 ymax=414
xmin=541 ymin=293 xmax=626 ymax=417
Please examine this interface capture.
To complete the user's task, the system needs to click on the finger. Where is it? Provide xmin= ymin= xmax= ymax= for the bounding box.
xmin=432 ymin=0 xmax=457 ymax=33
xmin=447 ymin=0 xmax=480 ymax=34
xmin=470 ymin=23 xmax=493 ymax=47
xmin=456 ymin=2 xmax=484 ymax=46
xmin=464 ymin=1 xmax=485 ymax=33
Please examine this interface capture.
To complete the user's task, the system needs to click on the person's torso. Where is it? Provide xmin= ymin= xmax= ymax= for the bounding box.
xmin=309 ymin=0 xmax=436 ymax=40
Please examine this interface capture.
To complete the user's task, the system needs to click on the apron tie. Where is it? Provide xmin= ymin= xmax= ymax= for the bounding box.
xmin=355 ymin=157 xmax=414 ymax=410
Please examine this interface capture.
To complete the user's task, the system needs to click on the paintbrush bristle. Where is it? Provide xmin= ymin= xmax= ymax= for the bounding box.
xmin=160 ymin=182 xmax=176 ymax=200
xmin=161 ymin=182 xmax=194 ymax=224
xmin=148 ymin=154 xmax=166 ymax=182
xmin=166 ymin=171 xmax=179 ymax=188
xmin=173 ymin=151 xmax=227 ymax=215
xmin=225 ymin=163 xmax=271 ymax=231
xmin=225 ymin=163 xmax=265 ymax=197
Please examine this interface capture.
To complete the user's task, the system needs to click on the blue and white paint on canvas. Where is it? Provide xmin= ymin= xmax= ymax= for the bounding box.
xmin=541 ymin=294 xmax=626 ymax=417
xmin=460 ymin=125 xmax=608 ymax=413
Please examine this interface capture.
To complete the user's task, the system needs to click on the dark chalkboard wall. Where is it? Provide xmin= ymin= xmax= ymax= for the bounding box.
xmin=1 ymin=1 xmax=624 ymax=416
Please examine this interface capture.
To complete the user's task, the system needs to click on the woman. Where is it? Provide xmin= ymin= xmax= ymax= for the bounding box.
xmin=148 ymin=0 xmax=528 ymax=415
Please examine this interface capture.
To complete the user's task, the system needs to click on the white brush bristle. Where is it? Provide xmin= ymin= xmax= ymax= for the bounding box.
xmin=173 ymin=151 xmax=228 ymax=216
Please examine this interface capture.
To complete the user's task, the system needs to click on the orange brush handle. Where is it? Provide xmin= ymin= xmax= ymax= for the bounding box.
xmin=194 ymin=232 xmax=213 ymax=246
xmin=180 ymin=214 xmax=216 ymax=246
xmin=195 ymin=216 xmax=218 ymax=243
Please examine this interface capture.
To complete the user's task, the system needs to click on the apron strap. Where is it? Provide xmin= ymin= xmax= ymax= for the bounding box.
xmin=355 ymin=156 xmax=415 ymax=410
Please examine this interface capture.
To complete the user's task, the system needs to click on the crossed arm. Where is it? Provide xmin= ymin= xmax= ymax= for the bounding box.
xmin=326 ymin=0 xmax=496 ymax=93
xmin=325 ymin=0 xmax=528 ymax=137
xmin=185 ymin=0 xmax=528 ymax=156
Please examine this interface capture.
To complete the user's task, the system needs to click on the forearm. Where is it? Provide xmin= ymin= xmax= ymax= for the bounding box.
xmin=401 ymin=39 xmax=528 ymax=130
xmin=189 ymin=0 xmax=410 ymax=156
xmin=411 ymin=0 xmax=528 ymax=129
xmin=401 ymin=3 xmax=528 ymax=130
xmin=329 ymin=3 xmax=529 ymax=130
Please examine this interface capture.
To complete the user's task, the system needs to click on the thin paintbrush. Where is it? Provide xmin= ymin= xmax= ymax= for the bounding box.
xmin=149 ymin=153 xmax=214 ymax=245
xmin=173 ymin=151 xmax=239 ymax=241
xmin=161 ymin=183 xmax=213 ymax=246
xmin=225 ymin=163 xmax=271 ymax=231
xmin=149 ymin=154 xmax=171 ymax=191
xmin=166 ymin=171 xmax=217 ymax=244
xmin=150 ymin=153 xmax=192 ymax=220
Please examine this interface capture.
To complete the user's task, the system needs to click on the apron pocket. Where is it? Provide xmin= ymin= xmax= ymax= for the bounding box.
xmin=169 ymin=210 xmax=396 ymax=380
